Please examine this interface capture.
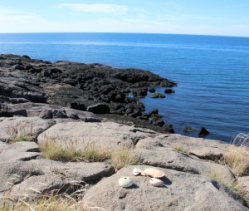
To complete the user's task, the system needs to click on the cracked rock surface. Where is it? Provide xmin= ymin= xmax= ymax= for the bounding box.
xmin=0 ymin=117 xmax=248 ymax=210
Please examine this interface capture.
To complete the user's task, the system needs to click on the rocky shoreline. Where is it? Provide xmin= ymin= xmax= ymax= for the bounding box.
xmin=0 ymin=54 xmax=176 ymax=133
xmin=0 ymin=54 xmax=249 ymax=210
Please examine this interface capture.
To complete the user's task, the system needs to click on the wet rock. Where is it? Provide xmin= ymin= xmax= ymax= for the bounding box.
xmin=184 ymin=126 xmax=194 ymax=132
xmin=132 ymin=88 xmax=147 ymax=97
xmin=147 ymin=109 xmax=157 ymax=116
xmin=150 ymin=93 xmax=166 ymax=98
xmin=198 ymin=127 xmax=210 ymax=137
xmin=148 ymin=87 xmax=156 ymax=93
xmin=164 ymin=88 xmax=175 ymax=94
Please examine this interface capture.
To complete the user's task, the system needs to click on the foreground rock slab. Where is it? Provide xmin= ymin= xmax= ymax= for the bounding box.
xmin=0 ymin=142 xmax=113 ymax=200
xmin=83 ymin=165 xmax=247 ymax=211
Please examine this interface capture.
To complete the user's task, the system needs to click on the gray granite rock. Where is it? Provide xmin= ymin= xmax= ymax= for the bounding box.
xmin=0 ymin=116 xmax=55 ymax=142
xmin=144 ymin=134 xmax=229 ymax=160
xmin=0 ymin=141 xmax=113 ymax=200
xmin=135 ymin=137 xmax=235 ymax=183
xmin=83 ymin=165 xmax=248 ymax=211
xmin=37 ymin=121 xmax=157 ymax=149
xmin=0 ymin=102 xmax=100 ymax=122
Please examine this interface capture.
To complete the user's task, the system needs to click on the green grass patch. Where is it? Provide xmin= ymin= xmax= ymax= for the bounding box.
xmin=171 ymin=145 xmax=189 ymax=155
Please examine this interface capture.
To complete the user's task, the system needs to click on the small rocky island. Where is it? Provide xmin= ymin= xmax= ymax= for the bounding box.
xmin=0 ymin=54 xmax=249 ymax=210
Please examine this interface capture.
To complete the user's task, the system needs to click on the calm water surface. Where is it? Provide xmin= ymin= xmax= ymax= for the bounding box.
xmin=0 ymin=33 xmax=249 ymax=143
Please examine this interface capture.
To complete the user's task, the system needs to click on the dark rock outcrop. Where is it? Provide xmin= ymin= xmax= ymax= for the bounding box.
xmin=164 ymin=88 xmax=175 ymax=94
xmin=198 ymin=127 xmax=210 ymax=137
xmin=0 ymin=54 xmax=176 ymax=133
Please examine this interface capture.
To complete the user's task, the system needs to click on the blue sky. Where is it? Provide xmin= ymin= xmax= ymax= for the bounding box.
xmin=0 ymin=0 xmax=249 ymax=36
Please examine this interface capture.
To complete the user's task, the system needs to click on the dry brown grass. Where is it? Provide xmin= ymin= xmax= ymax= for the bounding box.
xmin=39 ymin=134 xmax=138 ymax=169
xmin=111 ymin=147 xmax=138 ymax=170
xmin=223 ymin=133 xmax=249 ymax=176
xmin=5 ymin=123 xmax=33 ymax=143
xmin=39 ymin=140 xmax=110 ymax=162
xmin=0 ymin=196 xmax=85 ymax=211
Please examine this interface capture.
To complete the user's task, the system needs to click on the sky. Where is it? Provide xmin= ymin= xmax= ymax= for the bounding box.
xmin=0 ymin=0 xmax=249 ymax=37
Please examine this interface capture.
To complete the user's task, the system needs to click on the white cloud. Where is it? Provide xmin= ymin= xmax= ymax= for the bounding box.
xmin=60 ymin=3 xmax=128 ymax=14
xmin=0 ymin=5 xmax=248 ymax=37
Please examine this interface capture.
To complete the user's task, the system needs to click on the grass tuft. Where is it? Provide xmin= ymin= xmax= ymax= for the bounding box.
xmin=39 ymin=135 xmax=138 ymax=169
xmin=0 ymin=196 xmax=85 ymax=211
xmin=39 ymin=140 xmax=110 ymax=162
xmin=111 ymin=147 xmax=138 ymax=170
xmin=171 ymin=145 xmax=189 ymax=155
xmin=223 ymin=133 xmax=249 ymax=176
xmin=5 ymin=123 xmax=34 ymax=144
xmin=206 ymin=171 xmax=238 ymax=193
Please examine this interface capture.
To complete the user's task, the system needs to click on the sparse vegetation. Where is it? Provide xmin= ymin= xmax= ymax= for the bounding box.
xmin=39 ymin=134 xmax=138 ymax=169
xmin=0 ymin=195 xmax=85 ymax=211
xmin=207 ymin=171 xmax=221 ymax=182
xmin=205 ymin=171 xmax=238 ymax=193
xmin=12 ymin=135 xmax=32 ymax=143
xmin=111 ymin=147 xmax=138 ymax=170
xmin=223 ymin=133 xmax=249 ymax=176
xmin=171 ymin=145 xmax=189 ymax=155
xmin=39 ymin=140 xmax=110 ymax=162
xmin=5 ymin=123 xmax=33 ymax=143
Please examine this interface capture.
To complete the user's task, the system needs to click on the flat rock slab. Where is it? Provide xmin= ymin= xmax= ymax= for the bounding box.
xmin=0 ymin=116 xmax=55 ymax=142
xmin=83 ymin=165 xmax=247 ymax=211
xmin=0 ymin=141 xmax=113 ymax=200
xmin=135 ymin=137 xmax=235 ymax=183
xmin=37 ymin=121 xmax=157 ymax=149
xmin=0 ymin=142 xmax=42 ymax=192
xmin=0 ymin=102 xmax=99 ymax=122
xmin=153 ymin=134 xmax=229 ymax=159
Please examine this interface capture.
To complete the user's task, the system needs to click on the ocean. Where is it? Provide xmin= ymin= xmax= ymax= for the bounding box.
xmin=0 ymin=32 xmax=249 ymax=143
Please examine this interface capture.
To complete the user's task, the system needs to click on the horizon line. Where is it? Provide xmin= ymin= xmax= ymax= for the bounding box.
xmin=0 ymin=31 xmax=248 ymax=39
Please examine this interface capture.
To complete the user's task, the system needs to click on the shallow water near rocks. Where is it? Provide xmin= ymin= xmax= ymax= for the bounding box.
xmin=1 ymin=33 xmax=249 ymax=142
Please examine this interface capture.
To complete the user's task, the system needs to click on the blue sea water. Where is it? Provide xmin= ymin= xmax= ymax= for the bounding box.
xmin=0 ymin=33 xmax=249 ymax=143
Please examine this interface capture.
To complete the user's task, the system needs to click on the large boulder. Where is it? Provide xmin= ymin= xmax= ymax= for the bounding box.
xmin=83 ymin=165 xmax=247 ymax=211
